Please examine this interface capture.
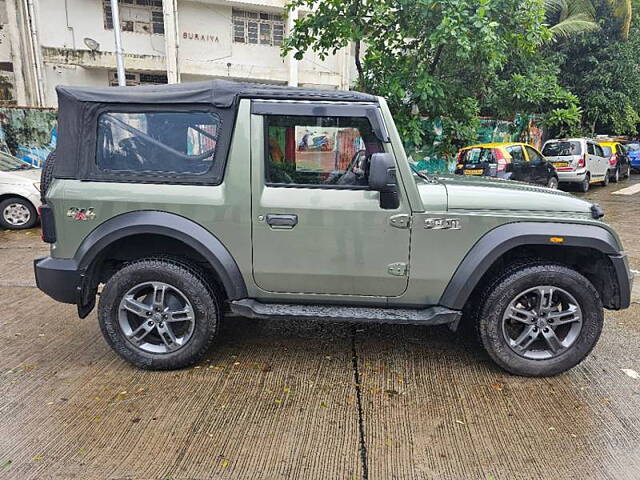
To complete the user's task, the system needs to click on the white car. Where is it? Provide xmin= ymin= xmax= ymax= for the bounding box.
xmin=541 ymin=138 xmax=610 ymax=192
xmin=0 ymin=152 xmax=42 ymax=229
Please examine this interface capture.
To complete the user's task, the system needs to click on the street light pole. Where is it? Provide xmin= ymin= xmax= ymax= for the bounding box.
xmin=110 ymin=0 xmax=126 ymax=86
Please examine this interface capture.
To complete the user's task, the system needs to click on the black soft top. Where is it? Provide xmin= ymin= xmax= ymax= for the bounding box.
xmin=54 ymin=80 xmax=377 ymax=183
xmin=56 ymin=79 xmax=376 ymax=108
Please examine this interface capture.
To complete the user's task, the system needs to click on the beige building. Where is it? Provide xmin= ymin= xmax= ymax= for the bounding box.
xmin=0 ymin=0 xmax=353 ymax=107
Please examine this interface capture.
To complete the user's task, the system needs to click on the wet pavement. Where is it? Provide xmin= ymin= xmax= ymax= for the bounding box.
xmin=1 ymin=177 xmax=640 ymax=479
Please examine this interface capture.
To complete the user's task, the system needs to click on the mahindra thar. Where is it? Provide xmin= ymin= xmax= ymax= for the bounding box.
xmin=34 ymin=80 xmax=633 ymax=376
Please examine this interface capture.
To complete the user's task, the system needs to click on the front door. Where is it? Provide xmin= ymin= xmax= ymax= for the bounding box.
xmin=250 ymin=105 xmax=411 ymax=297
xmin=525 ymin=145 xmax=549 ymax=185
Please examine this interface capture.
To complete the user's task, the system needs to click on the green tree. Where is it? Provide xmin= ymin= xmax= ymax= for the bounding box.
xmin=283 ymin=0 xmax=551 ymax=155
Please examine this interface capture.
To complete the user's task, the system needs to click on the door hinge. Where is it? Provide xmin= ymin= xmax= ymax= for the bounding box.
xmin=387 ymin=262 xmax=408 ymax=276
xmin=389 ymin=214 xmax=411 ymax=229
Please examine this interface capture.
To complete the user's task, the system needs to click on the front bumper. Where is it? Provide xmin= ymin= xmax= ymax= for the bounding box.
xmin=34 ymin=256 xmax=81 ymax=304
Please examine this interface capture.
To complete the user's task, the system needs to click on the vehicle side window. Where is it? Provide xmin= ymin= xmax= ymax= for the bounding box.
xmin=525 ymin=146 xmax=544 ymax=164
xmin=595 ymin=145 xmax=605 ymax=157
xmin=506 ymin=145 xmax=525 ymax=163
xmin=264 ymin=115 xmax=383 ymax=187
xmin=97 ymin=111 xmax=220 ymax=175
xmin=587 ymin=143 xmax=595 ymax=155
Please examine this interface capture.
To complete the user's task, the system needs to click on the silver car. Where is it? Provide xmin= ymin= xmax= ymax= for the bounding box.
xmin=541 ymin=138 xmax=610 ymax=192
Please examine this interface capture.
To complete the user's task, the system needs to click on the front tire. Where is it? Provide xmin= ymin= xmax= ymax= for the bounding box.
xmin=98 ymin=258 xmax=220 ymax=370
xmin=0 ymin=197 xmax=37 ymax=230
xmin=476 ymin=263 xmax=603 ymax=377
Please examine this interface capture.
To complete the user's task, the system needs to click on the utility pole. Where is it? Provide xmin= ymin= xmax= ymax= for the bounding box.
xmin=163 ymin=0 xmax=180 ymax=83
xmin=110 ymin=0 xmax=126 ymax=86
xmin=287 ymin=8 xmax=298 ymax=87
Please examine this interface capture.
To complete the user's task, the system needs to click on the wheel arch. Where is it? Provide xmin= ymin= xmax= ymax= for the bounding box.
xmin=439 ymin=222 xmax=630 ymax=311
xmin=75 ymin=211 xmax=247 ymax=309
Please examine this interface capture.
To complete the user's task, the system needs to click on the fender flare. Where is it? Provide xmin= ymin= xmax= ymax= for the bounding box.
xmin=439 ymin=222 xmax=623 ymax=310
xmin=75 ymin=210 xmax=248 ymax=300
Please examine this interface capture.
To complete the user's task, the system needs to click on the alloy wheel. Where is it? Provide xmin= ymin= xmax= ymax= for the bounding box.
xmin=118 ymin=281 xmax=196 ymax=354
xmin=2 ymin=202 xmax=31 ymax=226
xmin=502 ymin=286 xmax=583 ymax=360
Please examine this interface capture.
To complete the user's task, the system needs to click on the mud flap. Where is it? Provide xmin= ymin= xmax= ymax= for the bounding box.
xmin=76 ymin=272 xmax=97 ymax=319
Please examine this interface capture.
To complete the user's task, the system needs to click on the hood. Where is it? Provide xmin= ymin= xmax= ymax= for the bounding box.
xmin=0 ymin=168 xmax=41 ymax=184
xmin=434 ymin=174 xmax=593 ymax=214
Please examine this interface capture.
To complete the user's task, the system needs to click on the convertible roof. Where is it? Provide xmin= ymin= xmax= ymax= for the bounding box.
xmin=56 ymin=79 xmax=377 ymax=107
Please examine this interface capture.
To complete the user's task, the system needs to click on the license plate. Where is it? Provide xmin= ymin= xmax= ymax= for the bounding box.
xmin=464 ymin=169 xmax=484 ymax=175
xmin=553 ymin=162 xmax=569 ymax=168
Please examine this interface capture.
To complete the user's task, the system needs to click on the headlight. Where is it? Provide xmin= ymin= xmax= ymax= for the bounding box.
xmin=33 ymin=182 xmax=40 ymax=192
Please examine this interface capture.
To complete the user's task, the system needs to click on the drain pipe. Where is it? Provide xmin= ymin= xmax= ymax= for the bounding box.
xmin=23 ymin=0 xmax=45 ymax=106
xmin=110 ymin=0 xmax=126 ymax=86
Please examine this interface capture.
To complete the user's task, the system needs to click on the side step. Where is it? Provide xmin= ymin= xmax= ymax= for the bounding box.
xmin=229 ymin=299 xmax=462 ymax=329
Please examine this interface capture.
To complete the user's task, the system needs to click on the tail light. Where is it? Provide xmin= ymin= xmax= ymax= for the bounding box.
xmin=494 ymin=149 xmax=507 ymax=172
xmin=577 ymin=154 xmax=586 ymax=168
xmin=38 ymin=204 xmax=56 ymax=243
xmin=609 ymin=154 xmax=617 ymax=166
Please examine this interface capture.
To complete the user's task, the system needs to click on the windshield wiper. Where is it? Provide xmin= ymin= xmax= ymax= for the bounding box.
xmin=410 ymin=163 xmax=434 ymax=182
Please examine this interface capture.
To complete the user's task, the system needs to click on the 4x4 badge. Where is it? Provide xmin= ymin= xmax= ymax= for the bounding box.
xmin=424 ymin=218 xmax=461 ymax=230
xmin=67 ymin=207 xmax=96 ymax=221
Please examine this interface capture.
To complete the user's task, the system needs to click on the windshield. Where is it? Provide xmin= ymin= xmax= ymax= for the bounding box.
xmin=625 ymin=142 xmax=640 ymax=151
xmin=0 ymin=153 xmax=32 ymax=172
xmin=601 ymin=146 xmax=613 ymax=156
xmin=542 ymin=141 xmax=582 ymax=157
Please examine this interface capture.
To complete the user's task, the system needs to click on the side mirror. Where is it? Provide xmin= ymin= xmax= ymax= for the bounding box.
xmin=369 ymin=153 xmax=400 ymax=209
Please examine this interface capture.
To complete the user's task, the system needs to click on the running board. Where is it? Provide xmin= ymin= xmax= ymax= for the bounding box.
xmin=229 ymin=299 xmax=462 ymax=329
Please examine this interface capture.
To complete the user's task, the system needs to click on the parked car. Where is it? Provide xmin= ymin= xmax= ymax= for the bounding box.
xmin=34 ymin=81 xmax=633 ymax=377
xmin=0 ymin=151 xmax=41 ymax=229
xmin=599 ymin=141 xmax=631 ymax=183
xmin=541 ymin=138 xmax=610 ymax=192
xmin=455 ymin=142 xmax=559 ymax=188
xmin=622 ymin=141 xmax=640 ymax=172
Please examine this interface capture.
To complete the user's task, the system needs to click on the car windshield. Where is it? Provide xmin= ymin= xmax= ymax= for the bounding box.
xmin=0 ymin=153 xmax=33 ymax=172
xmin=542 ymin=141 xmax=582 ymax=157
xmin=625 ymin=142 xmax=640 ymax=151
xmin=601 ymin=146 xmax=613 ymax=156
xmin=459 ymin=148 xmax=494 ymax=165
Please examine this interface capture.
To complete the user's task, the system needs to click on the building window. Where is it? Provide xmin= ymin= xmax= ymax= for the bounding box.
xmin=103 ymin=0 xmax=164 ymax=35
xmin=109 ymin=71 xmax=168 ymax=86
xmin=232 ymin=9 xmax=284 ymax=46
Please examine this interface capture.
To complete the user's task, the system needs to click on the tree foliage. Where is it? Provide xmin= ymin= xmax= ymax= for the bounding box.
xmin=283 ymin=0 xmax=557 ymax=154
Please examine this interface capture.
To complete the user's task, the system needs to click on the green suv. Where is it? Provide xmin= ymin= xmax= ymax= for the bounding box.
xmin=34 ymin=81 xmax=633 ymax=376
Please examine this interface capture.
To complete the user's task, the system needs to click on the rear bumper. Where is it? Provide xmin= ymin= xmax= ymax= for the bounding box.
xmin=610 ymin=253 xmax=633 ymax=310
xmin=557 ymin=169 xmax=587 ymax=183
xmin=33 ymin=256 xmax=81 ymax=304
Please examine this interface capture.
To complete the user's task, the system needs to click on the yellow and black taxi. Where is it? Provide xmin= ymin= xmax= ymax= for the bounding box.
xmin=455 ymin=142 xmax=559 ymax=188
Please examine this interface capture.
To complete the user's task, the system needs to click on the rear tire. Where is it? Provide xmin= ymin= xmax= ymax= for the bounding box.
xmin=476 ymin=263 xmax=603 ymax=377
xmin=98 ymin=258 xmax=220 ymax=370
xmin=546 ymin=176 xmax=558 ymax=189
xmin=577 ymin=174 xmax=590 ymax=192
xmin=611 ymin=168 xmax=620 ymax=183
xmin=601 ymin=172 xmax=609 ymax=186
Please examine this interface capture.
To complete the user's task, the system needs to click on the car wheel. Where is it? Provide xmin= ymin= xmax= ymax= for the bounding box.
xmin=611 ymin=168 xmax=620 ymax=183
xmin=624 ymin=165 xmax=631 ymax=179
xmin=546 ymin=176 xmax=559 ymax=189
xmin=40 ymin=150 xmax=56 ymax=202
xmin=98 ymin=258 xmax=220 ymax=370
xmin=476 ymin=263 xmax=603 ymax=377
xmin=0 ymin=197 xmax=38 ymax=230
xmin=577 ymin=174 xmax=590 ymax=192
xmin=601 ymin=172 xmax=609 ymax=186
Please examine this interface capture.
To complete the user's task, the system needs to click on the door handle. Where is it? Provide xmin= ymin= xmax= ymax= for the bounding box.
xmin=266 ymin=214 xmax=298 ymax=228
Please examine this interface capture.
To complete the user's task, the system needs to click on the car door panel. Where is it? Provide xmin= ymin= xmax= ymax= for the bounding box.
xmin=250 ymin=106 xmax=411 ymax=297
